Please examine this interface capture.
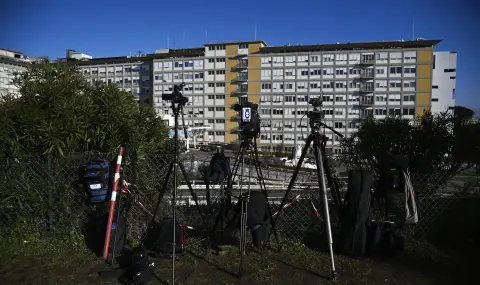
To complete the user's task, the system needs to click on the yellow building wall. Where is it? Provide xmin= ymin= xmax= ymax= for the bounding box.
xmin=417 ymin=64 xmax=432 ymax=77
xmin=418 ymin=50 xmax=433 ymax=63
xmin=225 ymin=44 xmax=238 ymax=142
xmin=417 ymin=79 xmax=432 ymax=92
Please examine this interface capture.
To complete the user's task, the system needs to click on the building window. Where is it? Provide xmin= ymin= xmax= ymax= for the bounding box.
xmin=403 ymin=80 xmax=416 ymax=88
xmin=323 ymin=68 xmax=334 ymax=75
xmin=450 ymin=76 xmax=456 ymax=79
xmin=215 ymin=82 xmax=225 ymax=87
xmin=216 ymin=119 xmax=225 ymax=123
xmin=432 ymin=85 xmax=438 ymax=89
xmin=334 ymin=122 xmax=344 ymax=128
xmin=208 ymin=59 xmax=215 ymax=63
xmin=402 ymin=108 xmax=415 ymax=116
xmin=298 ymin=55 xmax=308 ymax=62
xmin=261 ymin=70 xmax=271 ymax=78
xmin=285 ymin=56 xmax=296 ymax=63
xmin=404 ymin=67 xmax=416 ymax=74
xmin=261 ymin=57 xmax=272 ymax=64
xmin=239 ymin=44 xmax=248 ymax=49
xmin=311 ymin=55 xmax=319 ymax=62
xmin=262 ymin=83 xmax=272 ymax=90
xmin=194 ymin=72 xmax=204 ymax=79
xmin=376 ymin=68 xmax=385 ymax=74
xmin=335 ymin=54 xmax=347 ymax=63
xmin=403 ymin=95 xmax=415 ymax=102
xmin=273 ymin=56 xmax=283 ymax=63
xmin=215 ymin=131 xmax=225 ymax=135
xmin=375 ymin=109 xmax=387 ymax=115
xmin=208 ymin=83 xmax=215 ymax=87
xmin=335 ymin=68 xmax=347 ymax=75
xmin=432 ymin=98 xmax=439 ymax=102
xmin=389 ymin=80 xmax=402 ymax=88
xmin=216 ymin=70 xmax=225 ymax=75
xmin=208 ymin=95 xmax=215 ymax=99
xmin=216 ymin=95 xmax=225 ymax=99
xmin=335 ymin=82 xmax=346 ymax=89
xmin=285 ymin=69 xmax=295 ymax=76
xmin=444 ymin=69 xmax=456 ymax=72
xmin=390 ymin=67 xmax=402 ymax=74
xmin=323 ymin=54 xmax=334 ymax=62
xmin=310 ymin=69 xmax=321 ymax=75
xmin=375 ymin=80 xmax=387 ymax=88
xmin=216 ymin=58 xmax=225 ymax=63
xmin=208 ymin=107 xmax=214 ymax=111
xmin=216 ymin=107 xmax=225 ymax=111
xmin=208 ymin=71 xmax=214 ymax=75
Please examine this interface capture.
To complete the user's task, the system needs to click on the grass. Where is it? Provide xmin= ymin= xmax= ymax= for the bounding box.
xmin=0 ymin=233 xmax=476 ymax=285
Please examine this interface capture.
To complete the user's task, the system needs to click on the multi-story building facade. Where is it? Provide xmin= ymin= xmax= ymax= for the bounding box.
xmin=71 ymin=39 xmax=452 ymax=154
xmin=0 ymin=49 xmax=29 ymax=98
xmin=431 ymin=51 xmax=457 ymax=113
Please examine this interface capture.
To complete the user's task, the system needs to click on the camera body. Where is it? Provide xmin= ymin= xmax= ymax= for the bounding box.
xmin=231 ymin=102 xmax=260 ymax=139
xmin=162 ymin=83 xmax=188 ymax=104
xmin=307 ymin=97 xmax=324 ymax=123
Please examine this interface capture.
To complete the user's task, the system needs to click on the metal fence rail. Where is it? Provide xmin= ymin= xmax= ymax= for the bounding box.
xmin=0 ymin=152 xmax=476 ymax=244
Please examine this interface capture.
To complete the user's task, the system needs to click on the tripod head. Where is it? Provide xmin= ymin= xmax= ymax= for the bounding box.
xmin=306 ymin=96 xmax=344 ymax=140
xmin=162 ymin=83 xmax=188 ymax=106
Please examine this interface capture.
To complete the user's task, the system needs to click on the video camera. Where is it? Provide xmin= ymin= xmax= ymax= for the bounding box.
xmin=231 ymin=101 xmax=260 ymax=139
xmin=307 ymin=97 xmax=324 ymax=122
xmin=162 ymin=83 xmax=188 ymax=105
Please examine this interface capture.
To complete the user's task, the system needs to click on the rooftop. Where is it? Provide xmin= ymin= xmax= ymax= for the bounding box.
xmin=0 ymin=48 xmax=24 ymax=55
xmin=257 ymin=39 xmax=441 ymax=54
xmin=204 ymin=40 xmax=267 ymax=46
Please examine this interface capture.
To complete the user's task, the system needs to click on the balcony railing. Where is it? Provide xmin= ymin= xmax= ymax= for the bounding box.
xmin=360 ymin=58 xmax=375 ymax=65
xmin=232 ymin=75 xmax=248 ymax=82
xmin=231 ymin=62 xmax=248 ymax=70
xmin=359 ymin=85 xmax=374 ymax=92
xmin=359 ymin=70 xmax=375 ymax=79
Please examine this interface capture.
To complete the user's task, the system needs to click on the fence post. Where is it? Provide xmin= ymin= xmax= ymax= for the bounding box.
xmin=47 ymin=153 xmax=53 ymax=232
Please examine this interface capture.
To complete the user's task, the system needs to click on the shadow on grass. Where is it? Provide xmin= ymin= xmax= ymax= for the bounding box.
xmin=186 ymin=248 xmax=239 ymax=279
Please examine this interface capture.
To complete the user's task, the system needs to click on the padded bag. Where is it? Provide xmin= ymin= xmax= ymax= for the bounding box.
xmin=338 ymin=170 xmax=373 ymax=257
xmin=145 ymin=218 xmax=185 ymax=256
xmin=102 ymin=212 xmax=126 ymax=254
xmin=128 ymin=245 xmax=152 ymax=285
xmin=84 ymin=159 xmax=111 ymax=203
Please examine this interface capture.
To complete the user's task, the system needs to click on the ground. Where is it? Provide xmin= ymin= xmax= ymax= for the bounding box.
xmin=0 ymin=236 xmax=476 ymax=285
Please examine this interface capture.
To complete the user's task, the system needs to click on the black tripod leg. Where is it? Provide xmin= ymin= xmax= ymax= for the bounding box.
xmin=323 ymin=155 xmax=343 ymax=220
xmin=150 ymin=162 xmax=174 ymax=224
xmin=312 ymin=138 xmax=337 ymax=282
xmin=204 ymin=169 xmax=211 ymax=208
xmin=179 ymin=162 xmax=209 ymax=232
xmin=268 ymin=135 xmax=314 ymax=242
xmin=251 ymin=144 xmax=280 ymax=250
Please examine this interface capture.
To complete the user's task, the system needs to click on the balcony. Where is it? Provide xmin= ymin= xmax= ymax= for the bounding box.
xmin=231 ymin=86 xmax=248 ymax=96
xmin=231 ymin=75 xmax=248 ymax=83
xmin=359 ymin=58 xmax=375 ymax=65
xmin=359 ymin=100 xmax=374 ymax=107
xmin=359 ymin=70 xmax=375 ymax=79
xmin=359 ymin=85 xmax=374 ymax=93
xmin=231 ymin=62 xmax=248 ymax=71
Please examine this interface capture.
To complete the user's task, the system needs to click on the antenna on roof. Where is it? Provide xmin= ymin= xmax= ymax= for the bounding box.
xmin=167 ymin=32 xmax=170 ymax=49
xmin=412 ymin=20 xmax=415 ymax=41
xmin=254 ymin=22 xmax=257 ymax=40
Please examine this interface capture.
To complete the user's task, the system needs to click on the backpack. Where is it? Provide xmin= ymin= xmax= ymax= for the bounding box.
xmin=100 ymin=211 xmax=126 ymax=255
xmin=338 ymin=170 xmax=373 ymax=257
xmin=84 ymin=159 xmax=112 ymax=203
xmin=145 ymin=218 xmax=186 ymax=256
xmin=127 ymin=245 xmax=152 ymax=285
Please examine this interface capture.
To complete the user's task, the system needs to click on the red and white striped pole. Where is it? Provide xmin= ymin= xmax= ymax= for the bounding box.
xmin=102 ymin=147 xmax=125 ymax=260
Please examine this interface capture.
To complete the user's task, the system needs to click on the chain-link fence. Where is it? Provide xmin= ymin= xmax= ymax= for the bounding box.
xmin=0 ymin=151 xmax=477 ymax=246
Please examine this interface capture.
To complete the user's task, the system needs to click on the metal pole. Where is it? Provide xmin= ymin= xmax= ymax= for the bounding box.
xmin=103 ymin=147 xmax=125 ymax=260
xmin=312 ymin=138 xmax=337 ymax=282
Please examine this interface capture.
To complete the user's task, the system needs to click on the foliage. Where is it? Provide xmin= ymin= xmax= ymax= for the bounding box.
xmin=339 ymin=108 xmax=479 ymax=179
xmin=0 ymin=62 xmax=169 ymax=158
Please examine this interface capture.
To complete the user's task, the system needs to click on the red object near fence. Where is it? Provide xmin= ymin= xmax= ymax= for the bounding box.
xmin=102 ymin=147 xmax=125 ymax=260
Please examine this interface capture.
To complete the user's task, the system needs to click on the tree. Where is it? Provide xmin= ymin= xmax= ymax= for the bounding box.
xmin=0 ymin=63 xmax=169 ymax=158
xmin=339 ymin=108 xmax=478 ymax=180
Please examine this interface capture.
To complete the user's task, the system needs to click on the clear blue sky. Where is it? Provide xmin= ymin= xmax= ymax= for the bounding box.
xmin=1 ymin=0 xmax=478 ymax=114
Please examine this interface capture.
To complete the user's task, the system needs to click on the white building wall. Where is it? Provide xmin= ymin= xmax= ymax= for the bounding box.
xmin=431 ymin=52 xmax=457 ymax=113
xmin=0 ymin=62 xmax=27 ymax=98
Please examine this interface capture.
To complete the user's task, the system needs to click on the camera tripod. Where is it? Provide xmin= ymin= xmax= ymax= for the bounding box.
xmin=209 ymin=137 xmax=281 ymax=278
xmin=150 ymin=89 xmax=209 ymax=285
xmin=271 ymin=99 xmax=343 ymax=282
